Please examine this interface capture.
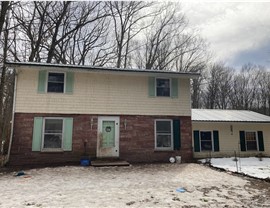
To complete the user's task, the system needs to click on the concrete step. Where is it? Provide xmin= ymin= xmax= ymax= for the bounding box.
xmin=91 ymin=159 xmax=130 ymax=167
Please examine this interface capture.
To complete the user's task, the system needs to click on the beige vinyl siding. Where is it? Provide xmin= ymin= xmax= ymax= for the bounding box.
xmin=192 ymin=122 xmax=270 ymax=158
xmin=15 ymin=69 xmax=191 ymax=116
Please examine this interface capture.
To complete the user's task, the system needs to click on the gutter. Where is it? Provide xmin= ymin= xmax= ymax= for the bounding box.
xmin=6 ymin=69 xmax=17 ymax=165
xmin=5 ymin=61 xmax=201 ymax=79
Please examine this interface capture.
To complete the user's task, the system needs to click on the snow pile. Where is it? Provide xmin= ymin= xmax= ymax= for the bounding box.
xmin=201 ymin=157 xmax=270 ymax=179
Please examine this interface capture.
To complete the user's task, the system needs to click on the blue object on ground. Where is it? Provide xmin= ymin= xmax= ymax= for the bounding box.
xmin=176 ymin=187 xmax=186 ymax=193
xmin=15 ymin=171 xmax=25 ymax=176
xmin=80 ymin=159 xmax=90 ymax=166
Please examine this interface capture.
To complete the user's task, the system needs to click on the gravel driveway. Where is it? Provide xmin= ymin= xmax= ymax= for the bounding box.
xmin=0 ymin=163 xmax=269 ymax=207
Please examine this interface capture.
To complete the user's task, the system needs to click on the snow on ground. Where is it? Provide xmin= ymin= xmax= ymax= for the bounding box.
xmin=202 ymin=157 xmax=270 ymax=179
xmin=0 ymin=163 xmax=269 ymax=207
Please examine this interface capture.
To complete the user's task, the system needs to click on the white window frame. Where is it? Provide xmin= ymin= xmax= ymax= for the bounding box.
xmin=245 ymin=131 xmax=258 ymax=151
xmin=42 ymin=117 xmax=64 ymax=152
xmin=155 ymin=119 xmax=173 ymax=150
xmin=200 ymin=130 xmax=214 ymax=152
xmin=46 ymin=71 xmax=66 ymax=93
xmin=155 ymin=78 xmax=171 ymax=97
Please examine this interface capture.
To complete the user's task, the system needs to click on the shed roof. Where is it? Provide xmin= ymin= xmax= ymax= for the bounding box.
xmin=5 ymin=62 xmax=200 ymax=78
xmin=192 ymin=109 xmax=270 ymax=123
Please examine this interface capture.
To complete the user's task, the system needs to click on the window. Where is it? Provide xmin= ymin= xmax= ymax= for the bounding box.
xmin=156 ymin=78 xmax=170 ymax=97
xmin=240 ymin=131 xmax=264 ymax=152
xmin=245 ymin=131 xmax=257 ymax=151
xmin=47 ymin=72 xmax=65 ymax=93
xmin=32 ymin=117 xmax=73 ymax=152
xmin=194 ymin=130 xmax=219 ymax=152
xmin=155 ymin=120 xmax=173 ymax=150
xmin=43 ymin=118 xmax=63 ymax=150
xmin=200 ymin=131 xmax=212 ymax=151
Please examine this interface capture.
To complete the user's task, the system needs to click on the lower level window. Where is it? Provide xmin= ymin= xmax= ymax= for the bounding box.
xmin=43 ymin=118 xmax=63 ymax=150
xmin=246 ymin=131 xmax=257 ymax=151
xmin=200 ymin=131 xmax=212 ymax=151
xmin=155 ymin=120 xmax=173 ymax=150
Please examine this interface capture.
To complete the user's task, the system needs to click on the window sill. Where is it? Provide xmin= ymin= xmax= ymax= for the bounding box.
xmin=41 ymin=149 xmax=64 ymax=153
xmin=154 ymin=149 xmax=174 ymax=152
xmin=150 ymin=96 xmax=174 ymax=99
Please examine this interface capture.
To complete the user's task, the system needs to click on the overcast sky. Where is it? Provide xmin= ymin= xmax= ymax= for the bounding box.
xmin=181 ymin=1 xmax=270 ymax=69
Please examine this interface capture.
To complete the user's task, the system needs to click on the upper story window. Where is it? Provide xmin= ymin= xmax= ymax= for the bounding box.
xmin=156 ymin=78 xmax=170 ymax=97
xmin=148 ymin=77 xmax=177 ymax=98
xmin=47 ymin=72 xmax=65 ymax=93
xmin=38 ymin=70 xmax=73 ymax=94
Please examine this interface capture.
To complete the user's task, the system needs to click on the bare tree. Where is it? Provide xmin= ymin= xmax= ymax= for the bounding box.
xmin=230 ymin=63 xmax=259 ymax=110
xmin=216 ymin=66 xmax=233 ymax=109
xmin=11 ymin=1 xmax=53 ymax=62
xmin=0 ymin=2 xmax=9 ymax=38
xmin=134 ymin=2 xmax=209 ymax=72
xmin=11 ymin=2 xmax=111 ymax=64
xmin=107 ymin=1 xmax=154 ymax=68
xmin=0 ymin=1 xmax=13 ymax=152
xmin=62 ymin=4 xmax=114 ymax=66
xmin=204 ymin=64 xmax=224 ymax=109
xmin=250 ymin=66 xmax=270 ymax=115
xmin=135 ymin=3 xmax=186 ymax=70
xmin=191 ymin=68 xmax=206 ymax=108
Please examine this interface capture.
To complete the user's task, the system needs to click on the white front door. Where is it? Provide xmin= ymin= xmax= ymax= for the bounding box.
xmin=97 ymin=116 xmax=119 ymax=158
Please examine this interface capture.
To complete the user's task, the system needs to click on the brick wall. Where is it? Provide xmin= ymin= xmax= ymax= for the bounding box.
xmin=9 ymin=113 xmax=192 ymax=166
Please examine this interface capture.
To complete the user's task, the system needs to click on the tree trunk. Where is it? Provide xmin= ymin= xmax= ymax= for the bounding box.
xmin=0 ymin=2 xmax=9 ymax=37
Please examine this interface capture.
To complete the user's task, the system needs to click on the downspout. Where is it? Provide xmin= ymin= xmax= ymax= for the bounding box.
xmin=6 ymin=69 xmax=17 ymax=165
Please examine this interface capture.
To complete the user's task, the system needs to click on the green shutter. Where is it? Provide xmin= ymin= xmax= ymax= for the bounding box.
xmin=171 ymin=78 xmax=178 ymax=98
xmin=65 ymin=72 xmax=74 ymax=94
xmin=213 ymin=130 xmax=219 ymax=152
xmin=38 ymin=70 xmax=47 ymax=93
xmin=32 ymin=117 xmax=43 ymax=151
xmin=173 ymin=119 xmax=181 ymax=150
xmin=63 ymin=118 xmax=73 ymax=151
xmin=148 ymin=77 xmax=155 ymax=97
xmin=239 ymin=131 xmax=246 ymax=151
xmin=258 ymin=131 xmax=264 ymax=151
xmin=194 ymin=130 xmax=200 ymax=152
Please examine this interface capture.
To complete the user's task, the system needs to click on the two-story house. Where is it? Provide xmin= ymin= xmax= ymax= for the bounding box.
xmin=6 ymin=62 xmax=199 ymax=166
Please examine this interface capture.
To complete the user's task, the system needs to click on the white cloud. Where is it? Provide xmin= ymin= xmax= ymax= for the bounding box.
xmin=182 ymin=2 xmax=270 ymax=67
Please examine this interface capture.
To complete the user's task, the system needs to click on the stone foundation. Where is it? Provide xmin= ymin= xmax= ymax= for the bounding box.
xmin=9 ymin=113 xmax=192 ymax=166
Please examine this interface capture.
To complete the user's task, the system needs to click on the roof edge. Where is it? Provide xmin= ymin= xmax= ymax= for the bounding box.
xmin=5 ymin=61 xmax=200 ymax=78
xmin=192 ymin=120 xmax=270 ymax=123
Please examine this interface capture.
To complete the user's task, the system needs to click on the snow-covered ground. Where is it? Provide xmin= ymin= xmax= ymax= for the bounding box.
xmin=201 ymin=157 xmax=270 ymax=179
xmin=0 ymin=163 xmax=269 ymax=207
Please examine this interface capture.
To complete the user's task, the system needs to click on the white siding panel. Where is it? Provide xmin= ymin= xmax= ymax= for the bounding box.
xmin=15 ymin=69 xmax=191 ymax=116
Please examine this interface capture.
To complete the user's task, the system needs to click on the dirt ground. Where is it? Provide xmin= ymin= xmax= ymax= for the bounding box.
xmin=0 ymin=163 xmax=269 ymax=208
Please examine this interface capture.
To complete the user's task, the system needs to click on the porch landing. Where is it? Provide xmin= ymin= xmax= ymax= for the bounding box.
xmin=91 ymin=158 xmax=130 ymax=167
